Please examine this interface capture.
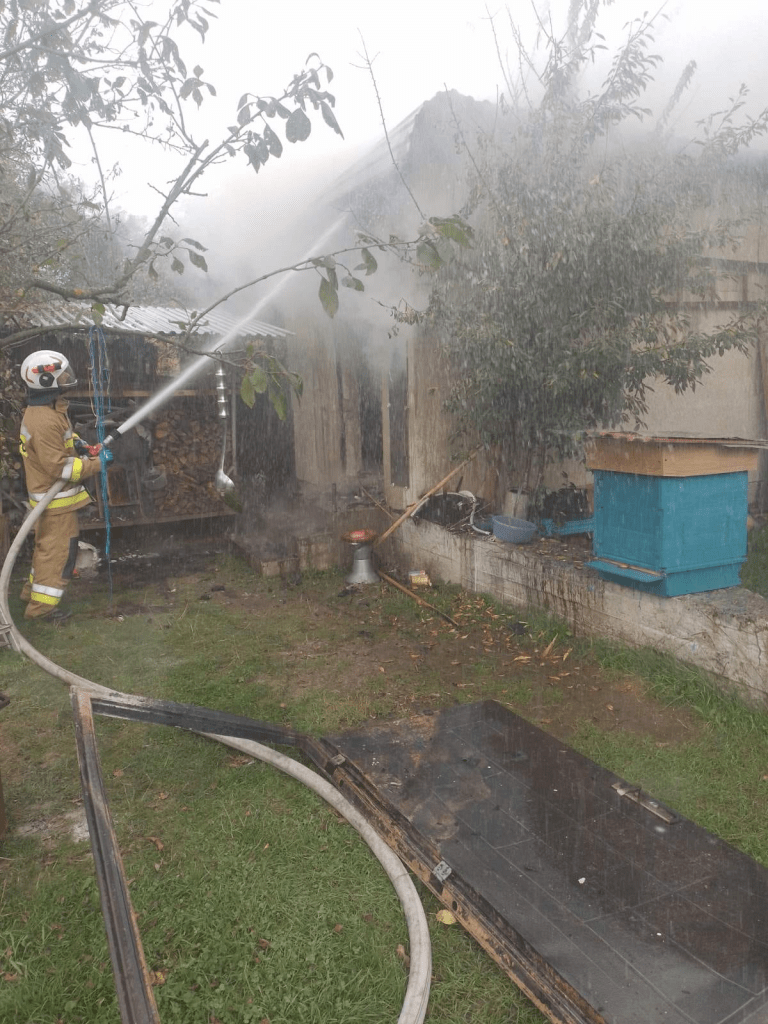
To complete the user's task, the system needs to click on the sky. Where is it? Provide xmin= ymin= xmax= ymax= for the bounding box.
xmin=78 ymin=0 xmax=768 ymax=313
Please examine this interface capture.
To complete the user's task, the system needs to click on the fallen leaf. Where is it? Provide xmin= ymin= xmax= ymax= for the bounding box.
xmin=112 ymin=769 xmax=124 ymax=778
xmin=333 ymin=923 xmax=343 ymax=933
xmin=435 ymin=909 xmax=456 ymax=925
xmin=150 ymin=970 xmax=166 ymax=986
xmin=257 ymin=938 xmax=271 ymax=949
xmin=226 ymin=755 xmax=252 ymax=767
xmin=606 ymin=704 xmax=615 ymax=712
xmin=145 ymin=836 xmax=164 ymax=852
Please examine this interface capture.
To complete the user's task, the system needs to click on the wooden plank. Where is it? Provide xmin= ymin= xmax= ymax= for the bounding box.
xmin=585 ymin=437 xmax=759 ymax=476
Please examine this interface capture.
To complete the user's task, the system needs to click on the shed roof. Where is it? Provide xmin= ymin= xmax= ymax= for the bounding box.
xmin=2 ymin=301 xmax=290 ymax=341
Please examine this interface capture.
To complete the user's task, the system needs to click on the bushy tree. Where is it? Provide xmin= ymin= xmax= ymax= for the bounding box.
xmin=432 ymin=3 xmax=768 ymax=497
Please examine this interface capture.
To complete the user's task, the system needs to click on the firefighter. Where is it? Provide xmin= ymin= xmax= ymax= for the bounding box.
xmin=18 ymin=349 xmax=112 ymax=622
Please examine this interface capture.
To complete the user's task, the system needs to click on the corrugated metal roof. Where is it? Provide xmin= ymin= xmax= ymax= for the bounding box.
xmin=2 ymin=301 xmax=291 ymax=340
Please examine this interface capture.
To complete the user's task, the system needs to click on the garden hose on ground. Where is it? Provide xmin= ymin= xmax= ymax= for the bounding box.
xmin=0 ymin=480 xmax=432 ymax=1024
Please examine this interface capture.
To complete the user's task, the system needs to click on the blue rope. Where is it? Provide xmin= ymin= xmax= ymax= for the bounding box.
xmin=89 ymin=326 xmax=113 ymax=602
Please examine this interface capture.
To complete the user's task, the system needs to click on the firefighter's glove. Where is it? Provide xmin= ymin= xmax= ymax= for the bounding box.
xmin=74 ymin=438 xmax=102 ymax=458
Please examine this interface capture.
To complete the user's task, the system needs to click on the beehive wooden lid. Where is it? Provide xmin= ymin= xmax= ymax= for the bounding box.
xmin=584 ymin=431 xmax=766 ymax=476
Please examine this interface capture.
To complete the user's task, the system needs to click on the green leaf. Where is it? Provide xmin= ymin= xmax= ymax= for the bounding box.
xmin=137 ymin=21 xmax=157 ymax=48
xmin=240 ymin=375 xmax=255 ymax=408
xmin=237 ymin=104 xmax=252 ymax=126
xmin=318 ymin=276 xmax=339 ymax=318
xmin=171 ymin=257 xmax=184 ymax=275
xmin=188 ymin=251 xmax=208 ymax=272
xmin=269 ymin=387 xmax=288 ymax=421
xmin=264 ymin=125 xmax=283 ymax=157
xmin=341 ymin=275 xmax=364 ymax=291
xmin=354 ymin=248 xmax=378 ymax=276
xmin=179 ymin=77 xmax=201 ymax=101
xmin=148 ymin=261 xmax=159 ymax=280
xmin=90 ymin=302 xmax=104 ymax=325
xmin=416 ymin=240 xmax=444 ymax=269
xmin=181 ymin=238 xmax=207 ymax=251
xmin=285 ymin=108 xmax=312 ymax=143
xmin=430 ymin=216 xmax=474 ymax=248
xmin=250 ymin=366 xmax=268 ymax=394
xmin=312 ymin=255 xmax=336 ymax=269
xmin=320 ymin=101 xmax=344 ymax=138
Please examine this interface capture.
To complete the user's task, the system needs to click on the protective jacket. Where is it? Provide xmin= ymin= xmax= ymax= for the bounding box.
xmin=19 ymin=397 xmax=102 ymax=513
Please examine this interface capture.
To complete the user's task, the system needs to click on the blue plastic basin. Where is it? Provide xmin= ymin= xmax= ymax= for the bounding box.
xmin=492 ymin=515 xmax=537 ymax=544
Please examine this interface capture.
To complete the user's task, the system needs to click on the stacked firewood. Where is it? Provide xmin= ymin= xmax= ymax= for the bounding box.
xmin=149 ymin=406 xmax=232 ymax=517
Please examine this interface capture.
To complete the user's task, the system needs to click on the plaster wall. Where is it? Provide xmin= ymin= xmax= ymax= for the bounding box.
xmin=386 ymin=519 xmax=768 ymax=706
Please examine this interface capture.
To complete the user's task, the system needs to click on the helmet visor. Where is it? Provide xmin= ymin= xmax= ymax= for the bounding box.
xmin=57 ymin=367 xmax=77 ymax=389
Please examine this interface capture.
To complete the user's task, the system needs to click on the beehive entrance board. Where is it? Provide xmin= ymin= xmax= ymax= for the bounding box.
xmin=320 ymin=701 xmax=768 ymax=1024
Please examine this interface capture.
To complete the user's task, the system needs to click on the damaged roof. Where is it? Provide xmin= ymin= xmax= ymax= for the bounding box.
xmin=1 ymin=301 xmax=291 ymax=341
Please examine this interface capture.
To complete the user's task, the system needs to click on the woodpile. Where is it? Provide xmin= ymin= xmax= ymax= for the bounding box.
xmin=148 ymin=402 xmax=232 ymax=518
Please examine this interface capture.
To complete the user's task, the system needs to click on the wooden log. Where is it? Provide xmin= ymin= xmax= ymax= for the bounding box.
xmin=377 ymin=570 xmax=460 ymax=628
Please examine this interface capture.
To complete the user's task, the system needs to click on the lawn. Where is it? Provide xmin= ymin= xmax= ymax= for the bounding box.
xmin=1 ymin=546 xmax=768 ymax=1023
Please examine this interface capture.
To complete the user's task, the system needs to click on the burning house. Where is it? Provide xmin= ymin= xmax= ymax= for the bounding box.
xmin=268 ymin=92 xmax=768 ymax=516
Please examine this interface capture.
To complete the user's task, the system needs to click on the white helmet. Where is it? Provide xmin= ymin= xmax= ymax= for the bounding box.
xmin=20 ymin=350 xmax=78 ymax=392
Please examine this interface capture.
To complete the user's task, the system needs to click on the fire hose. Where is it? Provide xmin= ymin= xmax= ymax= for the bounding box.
xmin=0 ymin=481 xmax=432 ymax=1024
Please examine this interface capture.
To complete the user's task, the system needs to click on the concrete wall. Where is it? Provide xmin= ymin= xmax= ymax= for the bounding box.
xmin=385 ymin=518 xmax=768 ymax=707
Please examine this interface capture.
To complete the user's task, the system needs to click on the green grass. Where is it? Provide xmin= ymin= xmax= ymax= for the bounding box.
xmin=574 ymin=638 xmax=768 ymax=863
xmin=2 ymin=554 xmax=768 ymax=1023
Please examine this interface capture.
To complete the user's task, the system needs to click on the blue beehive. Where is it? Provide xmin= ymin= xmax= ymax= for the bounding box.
xmin=585 ymin=434 xmax=759 ymax=597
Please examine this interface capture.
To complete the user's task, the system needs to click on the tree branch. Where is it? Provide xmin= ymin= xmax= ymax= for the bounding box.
xmin=355 ymin=34 xmax=426 ymax=222
xmin=0 ymin=1 xmax=101 ymax=63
